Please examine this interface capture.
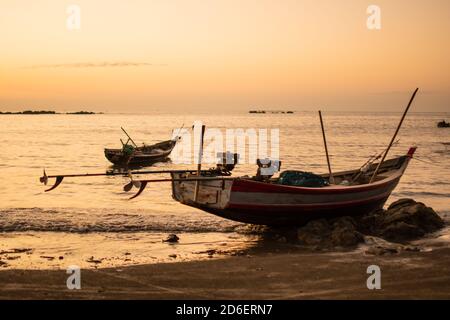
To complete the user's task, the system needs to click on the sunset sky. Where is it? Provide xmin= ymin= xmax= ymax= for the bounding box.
xmin=0 ymin=0 xmax=449 ymax=112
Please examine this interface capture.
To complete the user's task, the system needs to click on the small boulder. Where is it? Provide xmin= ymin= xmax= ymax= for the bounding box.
xmin=380 ymin=221 xmax=425 ymax=241
xmin=330 ymin=217 xmax=364 ymax=247
xmin=297 ymin=217 xmax=364 ymax=247
xmin=163 ymin=234 xmax=179 ymax=243
xmin=378 ymin=199 xmax=444 ymax=241
xmin=297 ymin=219 xmax=331 ymax=246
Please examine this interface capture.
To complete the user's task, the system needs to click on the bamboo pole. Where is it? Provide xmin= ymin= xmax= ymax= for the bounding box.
xmin=41 ymin=169 xmax=206 ymax=180
xmin=194 ymin=124 xmax=206 ymax=202
xmin=134 ymin=176 xmax=235 ymax=184
xmin=121 ymin=127 xmax=138 ymax=147
xmin=369 ymin=88 xmax=419 ymax=184
xmin=318 ymin=111 xmax=335 ymax=184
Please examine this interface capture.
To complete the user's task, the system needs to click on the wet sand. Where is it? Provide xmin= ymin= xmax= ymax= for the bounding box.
xmin=1 ymin=246 xmax=449 ymax=299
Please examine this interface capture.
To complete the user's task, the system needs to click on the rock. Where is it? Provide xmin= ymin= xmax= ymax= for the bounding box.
xmin=297 ymin=217 xmax=364 ymax=247
xmin=331 ymin=227 xmax=364 ymax=247
xmin=0 ymin=261 xmax=8 ymax=267
xmin=387 ymin=198 xmax=417 ymax=211
xmin=297 ymin=219 xmax=331 ymax=245
xmin=163 ymin=234 xmax=179 ymax=243
xmin=380 ymin=222 xmax=425 ymax=241
xmin=330 ymin=217 xmax=364 ymax=247
xmin=294 ymin=199 xmax=444 ymax=249
xmin=378 ymin=199 xmax=444 ymax=241
xmin=59 ymin=256 xmax=64 ymax=260
xmin=168 ymin=254 xmax=177 ymax=259
xmin=357 ymin=209 xmax=384 ymax=234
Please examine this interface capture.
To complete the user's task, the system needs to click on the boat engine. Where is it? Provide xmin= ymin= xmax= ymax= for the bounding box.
xmin=256 ymin=158 xmax=281 ymax=181
xmin=210 ymin=152 xmax=240 ymax=176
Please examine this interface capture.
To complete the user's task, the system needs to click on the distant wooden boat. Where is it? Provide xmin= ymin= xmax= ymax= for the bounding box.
xmin=170 ymin=147 xmax=416 ymax=226
xmin=437 ymin=120 xmax=450 ymax=128
xmin=105 ymin=139 xmax=177 ymax=166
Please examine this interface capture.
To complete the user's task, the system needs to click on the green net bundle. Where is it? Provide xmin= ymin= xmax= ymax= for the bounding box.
xmin=277 ymin=171 xmax=329 ymax=188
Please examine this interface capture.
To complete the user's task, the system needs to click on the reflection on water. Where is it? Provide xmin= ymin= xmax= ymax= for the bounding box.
xmin=0 ymin=112 xmax=449 ymax=269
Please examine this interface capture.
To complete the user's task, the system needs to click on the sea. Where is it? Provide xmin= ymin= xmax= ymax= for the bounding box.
xmin=0 ymin=111 xmax=449 ymax=269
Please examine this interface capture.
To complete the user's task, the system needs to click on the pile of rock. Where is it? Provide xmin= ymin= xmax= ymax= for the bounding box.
xmin=295 ymin=199 xmax=444 ymax=248
xmin=358 ymin=199 xmax=445 ymax=242
xmin=297 ymin=217 xmax=363 ymax=248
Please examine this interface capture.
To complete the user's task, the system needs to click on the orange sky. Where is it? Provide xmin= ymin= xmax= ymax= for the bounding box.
xmin=0 ymin=0 xmax=449 ymax=112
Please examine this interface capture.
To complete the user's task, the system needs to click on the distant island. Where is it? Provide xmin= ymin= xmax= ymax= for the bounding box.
xmin=0 ymin=110 xmax=101 ymax=115
xmin=249 ymin=110 xmax=294 ymax=114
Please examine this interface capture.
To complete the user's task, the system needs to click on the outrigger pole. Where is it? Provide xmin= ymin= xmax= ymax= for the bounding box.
xmin=318 ymin=110 xmax=335 ymax=185
xmin=39 ymin=168 xmax=213 ymax=192
xmin=369 ymin=88 xmax=419 ymax=184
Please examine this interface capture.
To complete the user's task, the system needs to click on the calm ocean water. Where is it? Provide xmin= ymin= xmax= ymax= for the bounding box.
xmin=0 ymin=112 xmax=449 ymax=269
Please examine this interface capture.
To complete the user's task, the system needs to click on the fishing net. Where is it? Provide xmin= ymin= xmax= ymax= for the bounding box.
xmin=122 ymin=144 xmax=135 ymax=156
xmin=277 ymin=171 xmax=329 ymax=188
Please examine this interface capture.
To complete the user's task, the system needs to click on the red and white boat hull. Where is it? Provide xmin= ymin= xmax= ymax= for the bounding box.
xmin=171 ymin=148 xmax=416 ymax=226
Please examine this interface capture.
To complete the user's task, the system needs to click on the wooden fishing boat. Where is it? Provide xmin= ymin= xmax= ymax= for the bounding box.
xmin=104 ymin=139 xmax=177 ymax=166
xmin=170 ymin=147 xmax=416 ymax=226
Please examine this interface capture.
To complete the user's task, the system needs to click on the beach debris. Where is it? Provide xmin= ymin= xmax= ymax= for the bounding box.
xmin=163 ymin=234 xmax=179 ymax=243
xmin=40 ymin=256 xmax=55 ymax=260
xmin=363 ymin=236 xmax=422 ymax=256
xmin=87 ymin=256 xmax=103 ymax=264
xmin=0 ymin=261 xmax=8 ymax=267
xmin=168 ymin=254 xmax=177 ymax=259
xmin=124 ymin=252 xmax=131 ymax=255
xmin=0 ymin=248 xmax=33 ymax=255
xmin=365 ymin=246 xmax=399 ymax=256
xmin=6 ymin=256 xmax=21 ymax=260
xmin=59 ymin=256 xmax=64 ymax=260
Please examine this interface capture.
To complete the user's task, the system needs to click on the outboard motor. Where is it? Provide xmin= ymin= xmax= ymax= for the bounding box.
xmin=256 ymin=158 xmax=281 ymax=181
xmin=213 ymin=152 xmax=240 ymax=175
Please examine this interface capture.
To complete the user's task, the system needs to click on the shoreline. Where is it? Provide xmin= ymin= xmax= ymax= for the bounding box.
xmin=1 ymin=243 xmax=449 ymax=299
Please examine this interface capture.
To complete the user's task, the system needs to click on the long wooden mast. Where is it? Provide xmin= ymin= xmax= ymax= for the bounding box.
xmin=319 ymin=110 xmax=335 ymax=185
xmin=369 ymin=88 xmax=419 ymax=183
xmin=194 ymin=124 xmax=206 ymax=202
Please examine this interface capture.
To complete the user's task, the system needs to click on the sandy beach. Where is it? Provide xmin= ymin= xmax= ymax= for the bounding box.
xmin=1 ymin=243 xmax=449 ymax=300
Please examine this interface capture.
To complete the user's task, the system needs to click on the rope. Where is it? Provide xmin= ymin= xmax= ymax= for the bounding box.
xmin=413 ymin=156 xmax=445 ymax=167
